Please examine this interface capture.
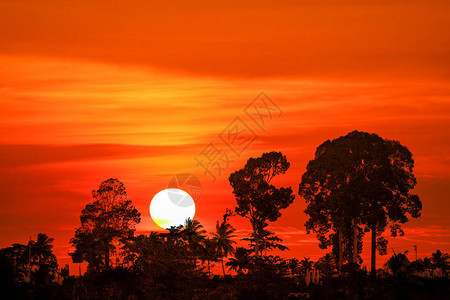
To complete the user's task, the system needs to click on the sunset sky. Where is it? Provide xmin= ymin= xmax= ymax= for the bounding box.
xmin=1 ymin=0 xmax=450 ymax=274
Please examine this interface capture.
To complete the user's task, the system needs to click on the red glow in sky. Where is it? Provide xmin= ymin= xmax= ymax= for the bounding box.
xmin=1 ymin=1 xmax=449 ymax=273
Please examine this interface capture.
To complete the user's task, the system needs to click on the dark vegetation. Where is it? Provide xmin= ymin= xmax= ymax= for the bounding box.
xmin=1 ymin=131 xmax=448 ymax=299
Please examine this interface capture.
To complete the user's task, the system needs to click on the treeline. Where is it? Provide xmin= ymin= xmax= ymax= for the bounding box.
xmin=1 ymin=228 xmax=448 ymax=299
xmin=1 ymin=130 xmax=449 ymax=299
xmin=0 ymin=233 xmax=62 ymax=298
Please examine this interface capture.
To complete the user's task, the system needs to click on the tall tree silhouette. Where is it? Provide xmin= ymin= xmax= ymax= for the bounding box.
xmin=181 ymin=218 xmax=206 ymax=267
xmin=199 ymin=238 xmax=219 ymax=276
xmin=70 ymin=178 xmax=141 ymax=272
xmin=31 ymin=233 xmax=54 ymax=264
xmin=299 ymin=131 xmax=421 ymax=275
xmin=229 ymin=151 xmax=295 ymax=256
xmin=212 ymin=219 xmax=236 ymax=275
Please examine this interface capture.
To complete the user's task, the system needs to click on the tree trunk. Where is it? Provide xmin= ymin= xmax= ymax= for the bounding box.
xmin=338 ymin=228 xmax=343 ymax=275
xmin=105 ymin=249 xmax=110 ymax=269
xmin=221 ymin=259 xmax=226 ymax=276
xmin=352 ymin=220 xmax=358 ymax=264
xmin=371 ymin=225 xmax=376 ymax=276
xmin=253 ymin=224 xmax=260 ymax=257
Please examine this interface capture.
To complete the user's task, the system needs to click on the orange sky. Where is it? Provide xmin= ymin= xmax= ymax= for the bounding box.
xmin=1 ymin=1 xmax=450 ymax=274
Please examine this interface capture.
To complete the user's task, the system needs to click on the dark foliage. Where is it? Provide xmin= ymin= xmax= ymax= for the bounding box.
xmin=70 ymin=178 xmax=141 ymax=272
xmin=229 ymin=151 xmax=295 ymax=256
xmin=299 ymin=131 xmax=422 ymax=273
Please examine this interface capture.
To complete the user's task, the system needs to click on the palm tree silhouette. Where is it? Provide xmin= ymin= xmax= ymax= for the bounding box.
xmin=199 ymin=238 xmax=219 ymax=276
xmin=410 ymin=256 xmax=435 ymax=277
xmin=182 ymin=218 xmax=206 ymax=244
xmin=212 ymin=220 xmax=236 ymax=276
xmin=32 ymin=233 xmax=55 ymax=264
xmin=226 ymin=247 xmax=250 ymax=275
xmin=315 ymin=253 xmax=336 ymax=277
xmin=431 ymin=250 xmax=450 ymax=278
xmin=181 ymin=218 xmax=206 ymax=268
xmin=288 ymin=258 xmax=300 ymax=276
xmin=423 ymin=257 xmax=434 ymax=276
xmin=384 ymin=252 xmax=410 ymax=278
xmin=299 ymin=257 xmax=314 ymax=276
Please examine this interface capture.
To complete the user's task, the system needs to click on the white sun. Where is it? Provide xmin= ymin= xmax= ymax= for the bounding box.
xmin=150 ymin=188 xmax=196 ymax=229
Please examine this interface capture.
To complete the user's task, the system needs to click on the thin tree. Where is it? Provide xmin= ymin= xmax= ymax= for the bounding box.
xmin=181 ymin=218 xmax=206 ymax=268
xmin=431 ymin=250 xmax=450 ymax=277
xmin=199 ymin=238 xmax=219 ymax=276
xmin=212 ymin=219 xmax=237 ymax=275
xmin=226 ymin=247 xmax=251 ymax=275
xmin=299 ymin=257 xmax=314 ymax=275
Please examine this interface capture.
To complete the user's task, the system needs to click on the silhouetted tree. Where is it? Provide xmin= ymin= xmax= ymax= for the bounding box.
xmin=122 ymin=232 xmax=162 ymax=272
xmin=431 ymin=250 xmax=450 ymax=277
xmin=0 ymin=233 xmax=58 ymax=285
xmin=242 ymin=228 xmax=289 ymax=256
xmin=0 ymin=243 xmax=29 ymax=282
xmin=229 ymin=151 xmax=295 ymax=256
xmin=212 ymin=219 xmax=236 ymax=275
xmin=29 ymin=233 xmax=58 ymax=284
xmin=250 ymin=255 xmax=289 ymax=277
xmin=0 ymin=251 xmax=16 ymax=297
xmin=384 ymin=251 xmax=410 ymax=279
xmin=162 ymin=224 xmax=184 ymax=246
xmin=122 ymin=231 xmax=203 ymax=297
xmin=60 ymin=264 xmax=69 ymax=279
xmin=181 ymin=218 xmax=206 ymax=268
xmin=299 ymin=131 xmax=365 ymax=273
xmin=287 ymin=258 xmax=300 ymax=276
xmin=299 ymin=131 xmax=422 ymax=275
xmin=299 ymin=257 xmax=314 ymax=275
xmin=181 ymin=218 xmax=206 ymax=246
xmin=315 ymin=253 xmax=337 ymax=278
xmin=199 ymin=238 xmax=219 ymax=276
xmin=226 ymin=247 xmax=251 ymax=275
xmin=31 ymin=233 xmax=54 ymax=264
xmin=70 ymin=178 xmax=141 ymax=272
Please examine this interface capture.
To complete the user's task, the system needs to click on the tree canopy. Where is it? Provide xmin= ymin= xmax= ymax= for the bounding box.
xmin=229 ymin=151 xmax=295 ymax=256
xmin=0 ymin=233 xmax=58 ymax=285
xmin=299 ymin=131 xmax=422 ymax=274
xmin=70 ymin=178 xmax=141 ymax=272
